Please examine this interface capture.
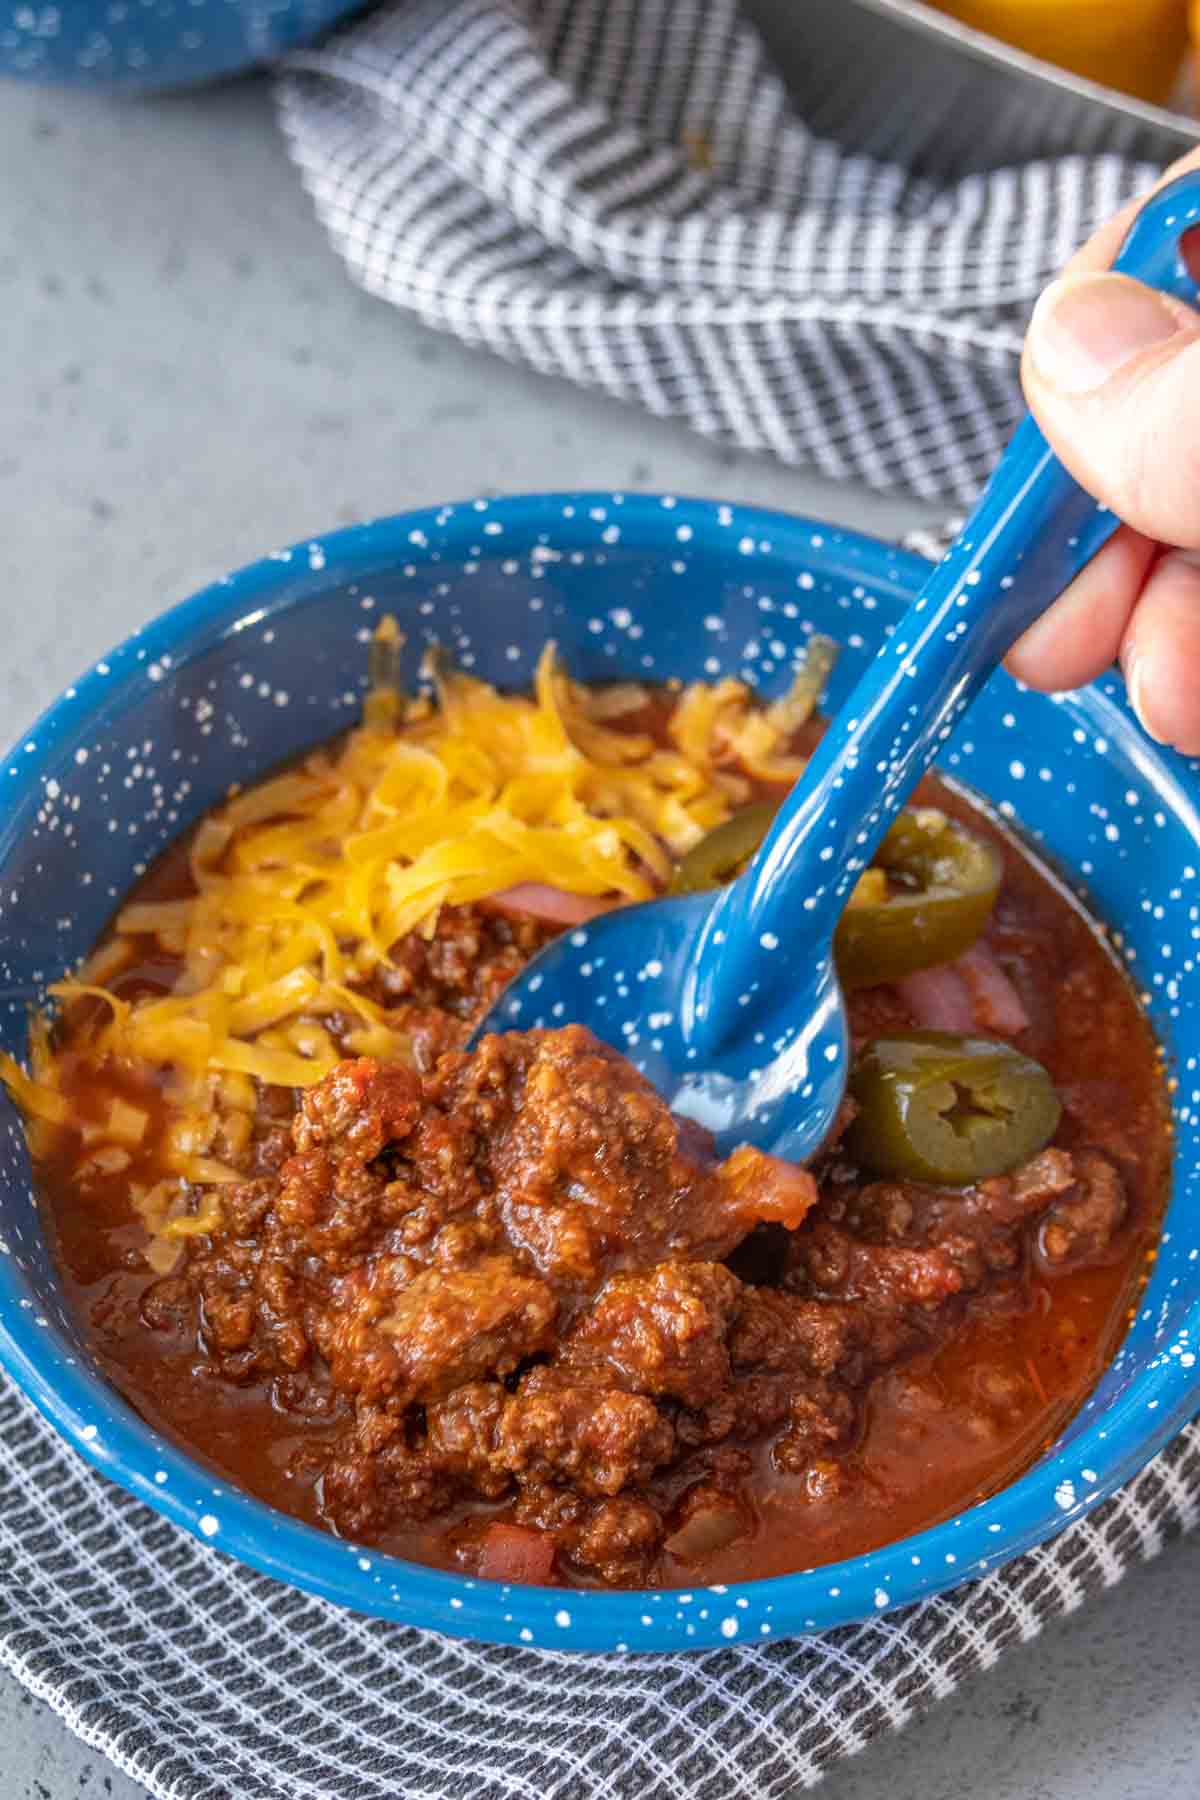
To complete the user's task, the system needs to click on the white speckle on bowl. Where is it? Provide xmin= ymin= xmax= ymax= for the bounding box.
xmin=873 ymin=1589 xmax=890 ymax=1608
xmin=720 ymin=1617 xmax=739 ymax=1639
xmin=1054 ymin=1479 xmax=1076 ymax=1511
xmin=554 ymin=1609 xmax=571 ymax=1628
xmin=198 ymin=1514 xmax=220 ymax=1537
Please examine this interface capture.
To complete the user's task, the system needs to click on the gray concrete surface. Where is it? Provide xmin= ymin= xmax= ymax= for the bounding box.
xmin=0 ymin=68 xmax=1196 ymax=1800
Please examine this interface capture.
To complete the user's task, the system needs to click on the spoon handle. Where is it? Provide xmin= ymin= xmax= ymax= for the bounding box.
xmin=693 ymin=170 xmax=1200 ymax=1046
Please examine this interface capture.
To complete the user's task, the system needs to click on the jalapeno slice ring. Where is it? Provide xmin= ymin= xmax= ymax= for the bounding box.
xmin=847 ymin=1030 xmax=1062 ymax=1186
xmin=667 ymin=801 xmax=780 ymax=895
xmin=668 ymin=802 xmax=1001 ymax=990
xmin=834 ymin=808 xmax=1002 ymax=989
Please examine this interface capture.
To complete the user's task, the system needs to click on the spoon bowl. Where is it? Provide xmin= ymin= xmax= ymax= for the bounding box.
xmin=476 ymin=169 xmax=1200 ymax=1160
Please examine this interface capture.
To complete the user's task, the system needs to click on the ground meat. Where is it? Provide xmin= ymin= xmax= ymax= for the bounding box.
xmin=320 ymin=1253 xmax=558 ymax=1406
xmin=221 ymin=1178 xmax=277 ymax=1237
xmin=679 ymin=1371 xmax=795 ymax=1446
xmin=366 ymin=903 xmax=554 ymax=1026
xmin=425 ymin=1381 xmax=510 ymax=1494
xmin=415 ymin=1028 xmax=817 ymax=1291
xmin=322 ymin=1437 xmax=452 ymax=1540
xmin=139 ymin=1275 xmax=193 ymax=1334
xmin=292 ymin=1056 xmax=424 ymax=1163
xmin=792 ymin=1221 xmax=984 ymax=1307
xmin=729 ymin=1289 xmax=863 ymax=1376
xmin=563 ymin=1262 xmax=742 ymax=1407
xmin=571 ymin=1496 xmax=664 ymax=1579
xmin=773 ymin=1380 xmax=859 ymax=1475
xmin=819 ymin=1148 xmax=1090 ymax=1280
xmin=161 ymin=1018 xmax=1140 ymax=1578
xmin=1037 ymin=1150 xmax=1127 ymax=1266
xmin=496 ymin=1376 xmax=676 ymax=1496
xmin=164 ymin=1028 xmax=822 ymax=1563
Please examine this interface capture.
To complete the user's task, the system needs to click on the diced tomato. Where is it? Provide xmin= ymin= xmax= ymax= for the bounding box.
xmin=477 ymin=1523 xmax=556 ymax=1585
xmin=720 ymin=1143 xmax=818 ymax=1230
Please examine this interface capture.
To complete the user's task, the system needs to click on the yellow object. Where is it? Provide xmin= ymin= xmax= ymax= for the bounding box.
xmin=931 ymin=0 xmax=1189 ymax=106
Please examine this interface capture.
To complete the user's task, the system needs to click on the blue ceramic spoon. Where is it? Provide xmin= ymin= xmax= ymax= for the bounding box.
xmin=474 ymin=171 xmax=1200 ymax=1163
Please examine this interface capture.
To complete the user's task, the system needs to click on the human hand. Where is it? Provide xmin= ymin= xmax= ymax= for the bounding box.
xmin=1006 ymin=146 xmax=1200 ymax=755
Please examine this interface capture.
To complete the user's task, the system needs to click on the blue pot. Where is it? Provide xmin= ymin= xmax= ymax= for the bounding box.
xmin=0 ymin=0 xmax=358 ymax=89
xmin=0 ymin=493 xmax=1196 ymax=1653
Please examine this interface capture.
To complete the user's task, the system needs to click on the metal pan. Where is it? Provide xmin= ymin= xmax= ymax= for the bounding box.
xmin=746 ymin=0 xmax=1197 ymax=172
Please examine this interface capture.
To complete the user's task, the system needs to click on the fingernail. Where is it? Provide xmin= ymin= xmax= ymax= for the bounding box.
xmin=1123 ymin=647 xmax=1169 ymax=746
xmin=1028 ymin=274 xmax=1190 ymax=395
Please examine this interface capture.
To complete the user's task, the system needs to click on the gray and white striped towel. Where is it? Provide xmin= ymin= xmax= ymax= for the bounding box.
xmin=277 ymin=0 xmax=1161 ymax=503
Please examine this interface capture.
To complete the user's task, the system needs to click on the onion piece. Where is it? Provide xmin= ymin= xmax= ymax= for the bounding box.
xmin=956 ymin=942 xmax=1029 ymax=1036
xmin=896 ymin=962 xmax=974 ymax=1032
xmin=484 ymin=884 xmax=614 ymax=927
xmin=665 ymin=1504 xmax=744 ymax=1560
xmin=896 ymin=943 xmax=1029 ymax=1037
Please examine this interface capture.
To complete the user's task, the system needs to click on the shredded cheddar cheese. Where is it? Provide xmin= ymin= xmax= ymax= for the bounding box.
xmin=0 ymin=628 xmax=832 ymax=1264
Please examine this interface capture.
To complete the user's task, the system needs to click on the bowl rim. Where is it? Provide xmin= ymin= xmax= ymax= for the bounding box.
xmin=0 ymin=490 xmax=1196 ymax=1655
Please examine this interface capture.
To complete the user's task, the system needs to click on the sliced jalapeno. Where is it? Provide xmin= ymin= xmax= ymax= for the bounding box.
xmin=835 ymin=808 xmax=1002 ymax=989
xmin=847 ymin=1030 xmax=1061 ymax=1186
xmin=668 ymin=803 xmax=1000 ymax=990
xmin=668 ymin=801 xmax=780 ymax=895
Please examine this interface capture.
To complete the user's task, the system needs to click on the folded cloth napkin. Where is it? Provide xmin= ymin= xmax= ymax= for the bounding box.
xmin=277 ymin=0 xmax=1159 ymax=503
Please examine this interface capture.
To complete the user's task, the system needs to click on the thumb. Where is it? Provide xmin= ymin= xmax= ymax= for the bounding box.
xmin=1022 ymin=271 xmax=1200 ymax=547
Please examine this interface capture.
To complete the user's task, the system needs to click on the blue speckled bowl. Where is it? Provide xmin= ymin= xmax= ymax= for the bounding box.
xmin=0 ymin=0 xmax=357 ymax=89
xmin=0 ymin=493 xmax=1197 ymax=1654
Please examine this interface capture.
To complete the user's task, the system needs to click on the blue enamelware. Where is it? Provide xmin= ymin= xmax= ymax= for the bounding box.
xmin=481 ymin=172 xmax=1200 ymax=1172
xmin=0 ymin=0 xmax=358 ymax=89
xmin=0 ymin=492 xmax=1197 ymax=1653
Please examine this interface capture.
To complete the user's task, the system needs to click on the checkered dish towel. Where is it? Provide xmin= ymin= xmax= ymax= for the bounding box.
xmin=276 ymin=0 xmax=1160 ymax=503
